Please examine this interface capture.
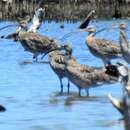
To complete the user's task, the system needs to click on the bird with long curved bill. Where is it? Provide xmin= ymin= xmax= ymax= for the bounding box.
xmin=1 ymin=7 xmax=45 ymax=40
xmin=48 ymin=44 xmax=73 ymax=95
xmin=0 ymin=8 xmax=51 ymax=62
xmin=81 ymin=25 xmax=122 ymax=66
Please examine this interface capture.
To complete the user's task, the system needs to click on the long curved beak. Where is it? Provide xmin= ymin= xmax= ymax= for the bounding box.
xmin=0 ymin=24 xmax=19 ymax=31
xmin=95 ymin=26 xmax=118 ymax=34
xmin=78 ymin=25 xmax=119 ymax=34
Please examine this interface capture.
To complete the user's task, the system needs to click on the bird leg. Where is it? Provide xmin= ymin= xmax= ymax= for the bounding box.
xmin=67 ymin=79 xmax=70 ymax=95
xmin=59 ymin=78 xmax=63 ymax=95
xmin=78 ymin=87 xmax=81 ymax=97
xmin=33 ymin=54 xmax=38 ymax=62
xmin=85 ymin=88 xmax=89 ymax=97
xmin=41 ymin=53 xmax=48 ymax=60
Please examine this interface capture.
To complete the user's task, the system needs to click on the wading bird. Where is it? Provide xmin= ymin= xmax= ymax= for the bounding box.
xmin=49 ymin=44 xmax=118 ymax=96
xmin=16 ymin=25 xmax=60 ymax=61
xmin=66 ymin=59 xmax=118 ymax=96
xmin=2 ymin=7 xmax=45 ymax=40
xmin=119 ymin=22 xmax=130 ymax=64
xmin=1 ymin=8 xmax=57 ymax=61
xmin=49 ymin=44 xmax=73 ymax=94
xmin=83 ymin=26 xmax=121 ymax=66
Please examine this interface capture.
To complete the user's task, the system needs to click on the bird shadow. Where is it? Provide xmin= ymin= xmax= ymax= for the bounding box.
xmin=49 ymin=91 xmax=106 ymax=106
xmin=64 ymin=95 xmax=104 ymax=106
xmin=19 ymin=60 xmax=49 ymax=66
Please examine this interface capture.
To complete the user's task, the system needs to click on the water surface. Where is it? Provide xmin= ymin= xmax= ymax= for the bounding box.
xmin=0 ymin=20 xmax=127 ymax=130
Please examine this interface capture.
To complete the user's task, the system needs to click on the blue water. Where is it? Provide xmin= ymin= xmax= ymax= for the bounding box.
xmin=0 ymin=20 xmax=127 ymax=130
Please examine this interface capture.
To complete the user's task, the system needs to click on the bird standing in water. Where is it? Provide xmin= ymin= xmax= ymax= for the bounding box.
xmin=48 ymin=43 xmax=118 ymax=97
xmin=49 ymin=44 xmax=73 ymax=94
xmin=66 ymin=58 xmax=118 ymax=96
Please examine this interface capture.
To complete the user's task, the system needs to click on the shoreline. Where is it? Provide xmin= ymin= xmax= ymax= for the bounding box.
xmin=0 ymin=0 xmax=130 ymax=21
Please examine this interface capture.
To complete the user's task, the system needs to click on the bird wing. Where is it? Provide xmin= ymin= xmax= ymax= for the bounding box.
xmin=49 ymin=51 xmax=67 ymax=71
xmin=66 ymin=59 xmax=95 ymax=73
xmin=19 ymin=32 xmax=52 ymax=52
xmin=67 ymin=64 xmax=117 ymax=87
xmin=95 ymin=39 xmax=121 ymax=55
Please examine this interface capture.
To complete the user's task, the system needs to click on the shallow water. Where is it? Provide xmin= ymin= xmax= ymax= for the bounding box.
xmin=0 ymin=20 xmax=128 ymax=130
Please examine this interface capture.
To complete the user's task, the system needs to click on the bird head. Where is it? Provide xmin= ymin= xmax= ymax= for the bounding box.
xmin=119 ymin=22 xmax=127 ymax=30
xmin=85 ymin=25 xmax=96 ymax=34
xmin=45 ymin=42 xmax=73 ymax=57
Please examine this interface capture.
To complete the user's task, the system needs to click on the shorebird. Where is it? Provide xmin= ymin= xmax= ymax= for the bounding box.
xmin=83 ymin=26 xmax=121 ymax=66
xmin=16 ymin=25 xmax=60 ymax=61
xmin=119 ymin=22 xmax=130 ymax=64
xmin=2 ymin=7 xmax=45 ymax=40
xmin=43 ymin=41 xmax=118 ymax=96
xmin=66 ymin=59 xmax=118 ymax=96
xmin=49 ymin=44 xmax=73 ymax=94
xmin=1 ymin=8 xmax=56 ymax=61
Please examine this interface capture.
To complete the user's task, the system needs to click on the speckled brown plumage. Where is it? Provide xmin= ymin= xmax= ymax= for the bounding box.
xmin=66 ymin=58 xmax=118 ymax=96
xmin=86 ymin=26 xmax=121 ymax=65
xmin=18 ymin=31 xmax=60 ymax=61
xmin=49 ymin=44 xmax=74 ymax=94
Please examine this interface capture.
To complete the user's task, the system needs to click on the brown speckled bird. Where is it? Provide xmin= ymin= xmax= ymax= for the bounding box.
xmin=17 ymin=27 xmax=60 ymax=61
xmin=3 ymin=7 xmax=45 ymax=38
xmin=85 ymin=26 xmax=121 ymax=66
xmin=119 ymin=22 xmax=130 ymax=64
xmin=66 ymin=59 xmax=118 ymax=96
xmin=48 ymin=43 xmax=118 ymax=96
xmin=49 ymin=44 xmax=73 ymax=94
